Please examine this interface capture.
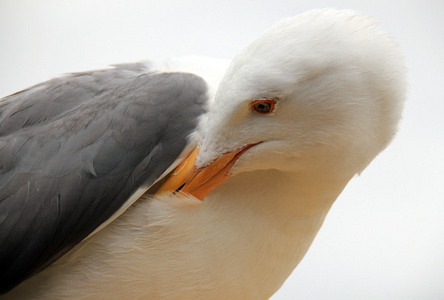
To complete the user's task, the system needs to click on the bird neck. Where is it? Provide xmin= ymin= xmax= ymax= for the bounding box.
xmin=197 ymin=169 xmax=352 ymax=295
xmin=211 ymin=168 xmax=351 ymax=229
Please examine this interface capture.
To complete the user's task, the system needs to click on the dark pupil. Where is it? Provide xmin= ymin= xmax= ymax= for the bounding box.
xmin=255 ymin=102 xmax=270 ymax=112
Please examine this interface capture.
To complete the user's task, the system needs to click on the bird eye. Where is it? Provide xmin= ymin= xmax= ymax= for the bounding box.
xmin=251 ymin=100 xmax=275 ymax=114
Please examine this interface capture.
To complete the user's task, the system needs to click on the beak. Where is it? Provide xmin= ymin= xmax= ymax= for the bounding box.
xmin=156 ymin=143 xmax=259 ymax=200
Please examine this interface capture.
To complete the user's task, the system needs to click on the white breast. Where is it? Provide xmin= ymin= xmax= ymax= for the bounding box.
xmin=7 ymin=169 xmax=348 ymax=299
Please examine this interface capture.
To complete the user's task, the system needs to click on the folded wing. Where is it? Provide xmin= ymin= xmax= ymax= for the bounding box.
xmin=0 ymin=65 xmax=208 ymax=293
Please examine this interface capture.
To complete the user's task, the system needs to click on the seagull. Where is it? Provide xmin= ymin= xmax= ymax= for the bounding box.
xmin=0 ymin=9 xmax=406 ymax=299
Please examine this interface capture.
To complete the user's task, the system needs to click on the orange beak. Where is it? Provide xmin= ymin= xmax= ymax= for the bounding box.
xmin=155 ymin=143 xmax=259 ymax=200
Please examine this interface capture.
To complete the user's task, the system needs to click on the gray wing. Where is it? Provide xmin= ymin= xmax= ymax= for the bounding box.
xmin=0 ymin=65 xmax=208 ymax=293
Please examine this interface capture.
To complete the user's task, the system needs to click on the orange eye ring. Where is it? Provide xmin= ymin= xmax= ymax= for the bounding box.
xmin=251 ymin=99 xmax=275 ymax=114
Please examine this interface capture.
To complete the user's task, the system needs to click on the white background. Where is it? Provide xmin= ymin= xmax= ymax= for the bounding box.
xmin=1 ymin=1 xmax=443 ymax=299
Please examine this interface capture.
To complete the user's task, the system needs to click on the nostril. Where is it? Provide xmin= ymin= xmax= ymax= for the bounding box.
xmin=174 ymin=183 xmax=186 ymax=195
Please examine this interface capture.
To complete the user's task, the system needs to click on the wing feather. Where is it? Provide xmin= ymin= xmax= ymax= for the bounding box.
xmin=0 ymin=66 xmax=208 ymax=293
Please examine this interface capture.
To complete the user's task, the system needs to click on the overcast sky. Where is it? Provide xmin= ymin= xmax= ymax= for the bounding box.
xmin=1 ymin=0 xmax=443 ymax=299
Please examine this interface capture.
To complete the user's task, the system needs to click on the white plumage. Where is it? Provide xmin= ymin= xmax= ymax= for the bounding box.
xmin=5 ymin=9 xmax=405 ymax=299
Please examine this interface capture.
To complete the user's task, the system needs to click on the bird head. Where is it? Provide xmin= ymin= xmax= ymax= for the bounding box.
xmin=158 ymin=9 xmax=406 ymax=200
